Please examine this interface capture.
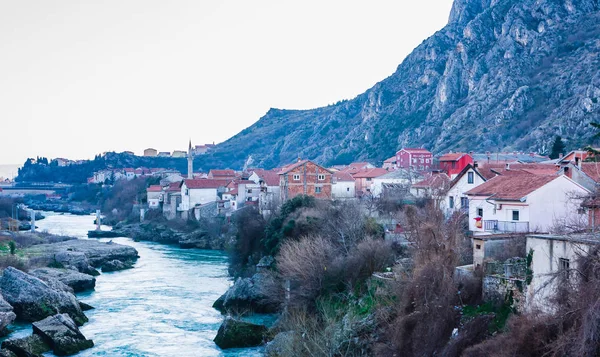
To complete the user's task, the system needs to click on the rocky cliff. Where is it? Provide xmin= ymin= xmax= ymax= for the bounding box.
xmin=206 ymin=0 xmax=600 ymax=169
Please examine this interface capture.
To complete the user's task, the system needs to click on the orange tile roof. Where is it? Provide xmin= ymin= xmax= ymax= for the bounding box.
xmin=333 ymin=171 xmax=355 ymax=182
xmin=580 ymin=162 xmax=600 ymax=183
xmin=465 ymin=173 xmax=558 ymax=200
xmin=439 ymin=153 xmax=468 ymax=161
xmin=183 ymin=179 xmax=229 ymax=189
xmin=412 ymin=173 xmax=450 ymax=189
xmin=147 ymin=185 xmax=163 ymax=192
xmin=352 ymin=168 xmax=388 ymax=179
xmin=209 ymin=169 xmax=236 ymax=177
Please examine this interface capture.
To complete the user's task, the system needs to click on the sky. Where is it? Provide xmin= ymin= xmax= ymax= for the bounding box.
xmin=0 ymin=0 xmax=454 ymax=165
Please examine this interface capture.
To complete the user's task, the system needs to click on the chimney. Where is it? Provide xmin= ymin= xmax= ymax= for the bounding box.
xmin=473 ymin=161 xmax=478 ymax=168
xmin=297 ymin=157 xmax=302 ymax=162
xmin=505 ymin=163 xmax=510 ymax=170
xmin=559 ymin=153 xmax=564 ymax=159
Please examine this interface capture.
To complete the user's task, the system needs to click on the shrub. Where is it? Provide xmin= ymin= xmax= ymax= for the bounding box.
xmin=0 ymin=255 xmax=29 ymax=272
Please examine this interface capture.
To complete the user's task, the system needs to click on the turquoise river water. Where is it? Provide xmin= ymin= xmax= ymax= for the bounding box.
xmin=6 ymin=212 xmax=265 ymax=357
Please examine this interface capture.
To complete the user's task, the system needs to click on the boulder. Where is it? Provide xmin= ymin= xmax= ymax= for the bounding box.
xmin=213 ymin=317 xmax=267 ymax=349
xmin=101 ymin=260 xmax=133 ymax=272
xmin=32 ymin=314 xmax=94 ymax=356
xmin=1 ymin=335 xmax=50 ymax=357
xmin=26 ymin=240 xmax=138 ymax=273
xmin=30 ymin=268 xmax=96 ymax=293
xmin=0 ymin=295 xmax=16 ymax=336
xmin=0 ymin=267 xmax=88 ymax=326
xmin=0 ymin=349 xmax=16 ymax=357
xmin=214 ymin=273 xmax=281 ymax=314
xmin=265 ymin=331 xmax=296 ymax=357
xmin=78 ymin=302 xmax=94 ymax=311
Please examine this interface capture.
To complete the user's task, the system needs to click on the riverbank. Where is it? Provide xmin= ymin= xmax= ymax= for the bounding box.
xmin=0 ymin=229 xmax=139 ymax=356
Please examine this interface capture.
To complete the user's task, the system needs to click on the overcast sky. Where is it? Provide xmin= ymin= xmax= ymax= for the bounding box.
xmin=0 ymin=0 xmax=454 ymax=165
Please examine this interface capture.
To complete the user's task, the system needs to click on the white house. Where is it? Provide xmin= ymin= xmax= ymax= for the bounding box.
xmin=526 ymin=234 xmax=598 ymax=312
xmin=249 ymin=169 xmax=282 ymax=214
xmin=180 ymin=179 xmax=228 ymax=212
xmin=465 ymin=173 xmax=589 ymax=235
xmin=147 ymin=185 xmax=163 ymax=209
xmin=332 ymin=171 xmax=355 ymax=199
xmin=372 ymin=169 xmax=421 ymax=198
xmin=442 ymin=164 xmax=490 ymax=215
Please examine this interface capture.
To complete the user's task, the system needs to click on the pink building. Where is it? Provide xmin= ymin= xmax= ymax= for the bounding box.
xmin=394 ymin=148 xmax=433 ymax=172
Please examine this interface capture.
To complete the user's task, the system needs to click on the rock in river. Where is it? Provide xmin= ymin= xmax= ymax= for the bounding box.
xmin=213 ymin=317 xmax=267 ymax=349
xmin=213 ymin=272 xmax=281 ymax=314
xmin=1 ymin=334 xmax=50 ymax=357
xmin=101 ymin=259 xmax=133 ymax=272
xmin=0 ymin=267 xmax=88 ymax=326
xmin=32 ymin=314 xmax=94 ymax=356
xmin=0 ymin=295 xmax=16 ymax=336
xmin=30 ymin=268 xmax=96 ymax=293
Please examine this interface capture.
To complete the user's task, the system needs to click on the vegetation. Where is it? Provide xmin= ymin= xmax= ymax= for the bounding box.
xmin=549 ymin=135 xmax=566 ymax=159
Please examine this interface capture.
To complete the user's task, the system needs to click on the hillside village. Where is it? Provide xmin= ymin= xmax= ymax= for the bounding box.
xmin=84 ymin=143 xmax=597 ymax=315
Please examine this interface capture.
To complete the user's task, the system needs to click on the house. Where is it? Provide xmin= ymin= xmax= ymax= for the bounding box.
xmin=441 ymin=164 xmax=489 ymax=216
xmin=158 ymin=152 xmax=171 ymax=157
xmin=465 ymin=173 xmax=589 ymax=235
xmin=248 ymin=169 xmax=282 ymax=214
xmin=54 ymin=158 xmax=71 ymax=167
xmin=382 ymin=156 xmax=397 ymax=171
xmin=147 ymin=185 xmax=163 ymax=209
xmin=438 ymin=153 xmax=473 ymax=178
xmin=560 ymin=149 xmax=597 ymax=165
xmin=171 ymin=150 xmax=187 ymax=158
xmin=180 ymin=179 xmax=229 ymax=212
xmin=162 ymin=183 xmax=182 ymax=220
xmin=124 ymin=168 xmax=136 ymax=180
xmin=372 ymin=169 xmax=422 ymax=197
xmin=394 ymin=148 xmax=433 ymax=172
xmin=144 ymin=148 xmax=158 ymax=157
xmin=279 ymin=159 xmax=333 ymax=201
xmin=208 ymin=169 xmax=237 ymax=181
xmin=526 ymin=234 xmax=599 ymax=312
xmin=332 ymin=171 xmax=356 ymax=199
xmin=560 ymin=161 xmax=600 ymax=192
xmin=352 ymin=168 xmax=388 ymax=197
xmin=340 ymin=162 xmax=377 ymax=175
xmin=410 ymin=172 xmax=451 ymax=200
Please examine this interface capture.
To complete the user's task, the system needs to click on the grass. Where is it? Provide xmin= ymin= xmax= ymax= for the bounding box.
xmin=462 ymin=299 xmax=515 ymax=333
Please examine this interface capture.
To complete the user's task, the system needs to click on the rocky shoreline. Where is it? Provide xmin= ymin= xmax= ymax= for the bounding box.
xmin=0 ymin=231 xmax=139 ymax=356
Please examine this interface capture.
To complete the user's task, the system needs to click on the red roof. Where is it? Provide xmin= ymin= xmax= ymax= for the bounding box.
xmin=383 ymin=156 xmax=396 ymax=163
xmin=439 ymin=153 xmax=468 ymax=162
xmin=209 ymin=169 xmax=236 ymax=176
xmin=465 ymin=173 xmax=558 ymax=200
xmin=278 ymin=160 xmax=332 ymax=175
xmin=352 ymin=168 xmax=388 ymax=179
xmin=226 ymin=188 xmax=238 ymax=195
xmin=398 ymin=148 xmax=431 ymax=154
xmin=412 ymin=173 xmax=450 ymax=189
xmin=184 ymin=179 xmax=229 ymax=189
xmin=333 ymin=171 xmax=355 ymax=182
xmin=147 ymin=185 xmax=163 ymax=192
xmin=580 ymin=162 xmax=600 ymax=183
xmin=252 ymin=169 xmax=280 ymax=186
xmin=166 ymin=183 xmax=181 ymax=192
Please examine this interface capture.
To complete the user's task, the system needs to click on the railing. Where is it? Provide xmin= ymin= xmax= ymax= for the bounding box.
xmin=484 ymin=220 xmax=529 ymax=233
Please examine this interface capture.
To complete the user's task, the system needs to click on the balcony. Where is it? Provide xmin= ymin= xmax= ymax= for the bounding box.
xmin=484 ymin=220 xmax=529 ymax=233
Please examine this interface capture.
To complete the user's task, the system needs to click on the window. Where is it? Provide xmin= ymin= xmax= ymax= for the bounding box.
xmin=449 ymin=196 xmax=454 ymax=209
xmin=346 ymin=187 xmax=350 ymax=192
xmin=318 ymin=174 xmax=325 ymax=180
xmin=559 ymin=258 xmax=570 ymax=278
xmin=293 ymin=174 xmax=300 ymax=181
xmin=413 ymin=158 xmax=417 ymax=163
xmin=366 ymin=178 xmax=372 ymax=181
xmin=315 ymin=187 xmax=322 ymax=193
xmin=477 ymin=208 xmax=483 ymax=217
xmin=512 ymin=210 xmax=519 ymax=221
xmin=467 ymin=172 xmax=474 ymax=184
xmin=452 ymin=162 xmax=456 ymax=169
xmin=185 ymin=189 xmax=189 ymax=195
xmin=461 ymin=197 xmax=469 ymax=209
xmin=475 ymin=244 xmax=481 ymax=250
xmin=420 ymin=158 xmax=424 ymax=163
xmin=247 ymin=189 xmax=252 ymax=194
xmin=425 ymin=158 xmax=429 ymax=163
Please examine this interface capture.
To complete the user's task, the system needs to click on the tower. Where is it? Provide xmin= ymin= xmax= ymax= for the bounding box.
xmin=187 ymin=139 xmax=193 ymax=179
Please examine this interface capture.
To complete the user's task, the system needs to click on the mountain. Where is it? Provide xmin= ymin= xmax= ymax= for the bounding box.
xmin=204 ymin=0 xmax=600 ymax=169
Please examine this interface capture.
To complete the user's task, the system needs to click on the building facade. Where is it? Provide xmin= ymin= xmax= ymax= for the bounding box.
xmin=279 ymin=160 xmax=333 ymax=201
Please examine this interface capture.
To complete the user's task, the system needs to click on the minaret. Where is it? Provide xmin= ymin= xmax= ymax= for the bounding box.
xmin=187 ymin=139 xmax=193 ymax=179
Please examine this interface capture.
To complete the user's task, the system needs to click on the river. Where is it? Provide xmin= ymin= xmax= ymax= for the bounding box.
xmin=7 ymin=212 xmax=265 ymax=357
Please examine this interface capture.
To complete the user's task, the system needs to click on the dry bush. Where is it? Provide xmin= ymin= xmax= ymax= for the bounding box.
xmin=277 ymin=235 xmax=343 ymax=308
xmin=0 ymin=255 xmax=30 ymax=272
xmin=344 ymin=238 xmax=395 ymax=288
